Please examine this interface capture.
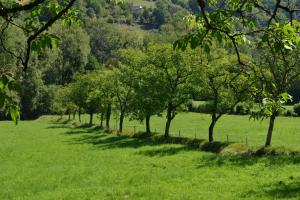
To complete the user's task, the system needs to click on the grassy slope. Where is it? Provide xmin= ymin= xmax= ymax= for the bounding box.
xmin=1 ymin=116 xmax=300 ymax=199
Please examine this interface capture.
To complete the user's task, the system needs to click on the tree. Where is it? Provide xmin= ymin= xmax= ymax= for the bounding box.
xmin=112 ymin=67 xmax=134 ymax=133
xmin=0 ymin=74 xmax=20 ymax=124
xmin=196 ymin=49 xmax=252 ymax=142
xmin=62 ymin=85 xmax=77 ymax=120
xmin=0 ymin=0 xmax=79 ymax=71
xmin=175 ymin=0 xmax=300 ymax=146
xmin=85 ymin=20 xmax=143 ymax=64
xmin=250 ymin=22 xmax=300 ymax=146
xmin=148 ymin=45 xmax=198 ymax=138
xmin=49 ymin=85 xmax=68 ymax=118
xmin=57 ymin=24 xmax=90 ymax=84
xmin=97 ymin=70 xmax=115 ymax=130
xmin=175 ymin=0 xmax=300 ymax=66
xmin=20 ymin=66 xmax=44 ymax=119
xmin=41 ymin=23 xmax=91 ymax=84
xmin=131 ymin=63 xmax=167 ymax=134
xmin=119 ymin=48 xmax=167 ymax=134
xmin=70 ymin=72 xmax=101 ymax=126
xmin=0 ymin=0 xmax=79 ymax=122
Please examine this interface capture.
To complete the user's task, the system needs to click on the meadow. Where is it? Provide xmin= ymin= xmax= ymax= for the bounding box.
xmin=79 ymin=112 xmax=300 ymax=150
xmin=1 ymin=113 xmax=300 ymax=199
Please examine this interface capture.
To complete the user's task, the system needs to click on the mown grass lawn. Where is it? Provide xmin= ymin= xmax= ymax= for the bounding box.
xmin=1 ymin=114 xmax=300 ymax=199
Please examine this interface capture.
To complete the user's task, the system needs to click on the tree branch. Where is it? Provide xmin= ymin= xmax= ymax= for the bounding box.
xmin=22 ymin=0 xmax=77 ymax=71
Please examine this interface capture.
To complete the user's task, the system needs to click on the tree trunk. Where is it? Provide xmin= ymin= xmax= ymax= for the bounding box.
xmin=119 ymin=111 xmax=125 ymax=133
xmin=164 ymin=118 xmax=171 ymax=138
xmin=68 ymin=113 xmax=71 ymax=121
xmin=209 ymin=113 xmax=217 ymax=143
xmin=89 ymin=113 xmax=93 ymax=126
xmin=145 ymin=113 xmax=151 ymax=134
xmin=78 ymin=109 xmax=81 ymax=123
xmin=265 ymin=114 xmax=276 ymax=146
xmin=164 ymin=107 xmax=172 ymax=138
xmin=73 ymin=112 xmax=76 ymax=120
xmin=106 ymin=103 xmax=111 ymax=129
xmin=100 ymin=112 xmax=104 ymax=128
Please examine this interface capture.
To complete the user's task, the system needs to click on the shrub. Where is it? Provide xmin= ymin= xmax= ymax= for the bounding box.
xmin=284 ymin=109 xmax=297 ymax=117
xmin=253 ymin=146 xmax=292 ymax=156
xmin=196 ymin=102 xmax=214 ymax=114
xmin=293 ymin=103 xmax=300 ymax=116
xmin=220 ymin=143 xmax=250 ymax=156
xmin=187 ymin=102 xmax=196 ymax=112
xmin=234 ymin=103 xmax=250 ymax=115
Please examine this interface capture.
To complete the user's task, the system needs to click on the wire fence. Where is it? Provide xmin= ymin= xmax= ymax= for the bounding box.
xmin=69 ymin=115 xmax=266 ymax=147
xmin=119 ymin=124 xmax=256 ymax=146
xmin=56 ymin=115 xmax=300 ymax=149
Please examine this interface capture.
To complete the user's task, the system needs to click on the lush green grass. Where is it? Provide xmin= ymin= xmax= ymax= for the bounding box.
xmin=1 ymin=118 xmax=300 ymax=199
xmin=1 ymin=119 xmax=300 ymax=199
xmin=76 ymin=112 xmax=300 ymax=150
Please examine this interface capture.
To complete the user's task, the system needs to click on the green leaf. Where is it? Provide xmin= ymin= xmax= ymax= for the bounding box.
xmin=0 ymin=80 xmax=4 ymax=90
xmin=204 ymin=43 xmax=210 ymax=54
xmin=8 ymin=82 xmax=21 ymax=94
xmin=31 ymin=34 xmax=61 ymax=53
xmin=10 ymin=106 xmax=20 ymax=125
xmin=0 ymin=93 xmax=5 ymax=108
xmin=1 ymin=75 xmax=9 ymax=86
xmin=284 ymin=44 xmax=293 ymax=50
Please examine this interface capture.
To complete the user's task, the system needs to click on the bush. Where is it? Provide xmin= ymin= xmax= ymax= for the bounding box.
xmin=234 ymin=103 xmax=250 ymax=115
xmin=293 ymin=103 xmax=300 ymax=116
xmin=220 ymin=143 xmax=250 ymax=156
xmin=187 ymin=102 xmax=196 ymax=112
xmin=283 ymin=109 xmax=297 ymax=117
xmin=253 ymin=146 xmax=292 ymax=156
xmin=196 ymin=102 xmax=214 ymax=114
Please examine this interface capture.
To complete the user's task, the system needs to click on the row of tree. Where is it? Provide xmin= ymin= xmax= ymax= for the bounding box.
xmin=52 ymin=39 xmax=300 ymax=147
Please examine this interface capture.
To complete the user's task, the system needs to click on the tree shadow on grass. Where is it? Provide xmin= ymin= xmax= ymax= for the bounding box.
xmin=62 ymin=126 xmax=207 ymax=156
xmin=47 ymin=123 xmax=104 ymax=134
xmin=64 ymin=127 xmax=103 ymax=135
xmin=242 ymin=177 xmax=300 ymax=199
xmin=70 ymin=133 xmax=198 ymax=157
xmin=47 ymin=124 xmax=73 ymax=129
xmin=136 ymin=146 xmax=193 ymax=157
xmin=264 ymin=179 xmax=300 ymax=199
xmin=70 ymin=134 xmax=158 ymax=149
xmin=48 ymin=123 xmax=300 ymax=163
xmin=197 ymin=153 xmax=300 ymax=168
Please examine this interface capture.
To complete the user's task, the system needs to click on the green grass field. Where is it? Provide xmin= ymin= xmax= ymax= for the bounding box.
xmin=1 ymin=113 xmax=300 ymax=199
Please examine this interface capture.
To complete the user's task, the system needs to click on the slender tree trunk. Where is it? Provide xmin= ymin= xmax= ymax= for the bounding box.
xmin=164 ymin=106 xmax=172 ymax=138
xmin=119 ymin=110 xmax=125 ymax=133
xmin=73 ymin=112 xmax=76 ymax=120
xmin=78 ymin=109 xmax=81 ymax=123
xmin=265 ymin=114 xmax=276 ymax=146
xmin=209 ymin=113 xmax=217 ymax=143
xmin=145 ymin=113 xmax=151 ymax=134
xmin=68 ymin=113 xmax=71 ymax=121
xmin=106 ymin=103 xmax=111 ymax=129
xmin=164 ymin=118 xmax=172 ymax=138
xmin=89 ymin=113 xmax=93 ymax=126
xmin=100 ymin=112 xmax=104 ymax=128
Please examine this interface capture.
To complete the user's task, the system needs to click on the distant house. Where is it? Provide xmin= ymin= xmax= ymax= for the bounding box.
xmin=131 ymin=5 xmax=143 ymax=12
